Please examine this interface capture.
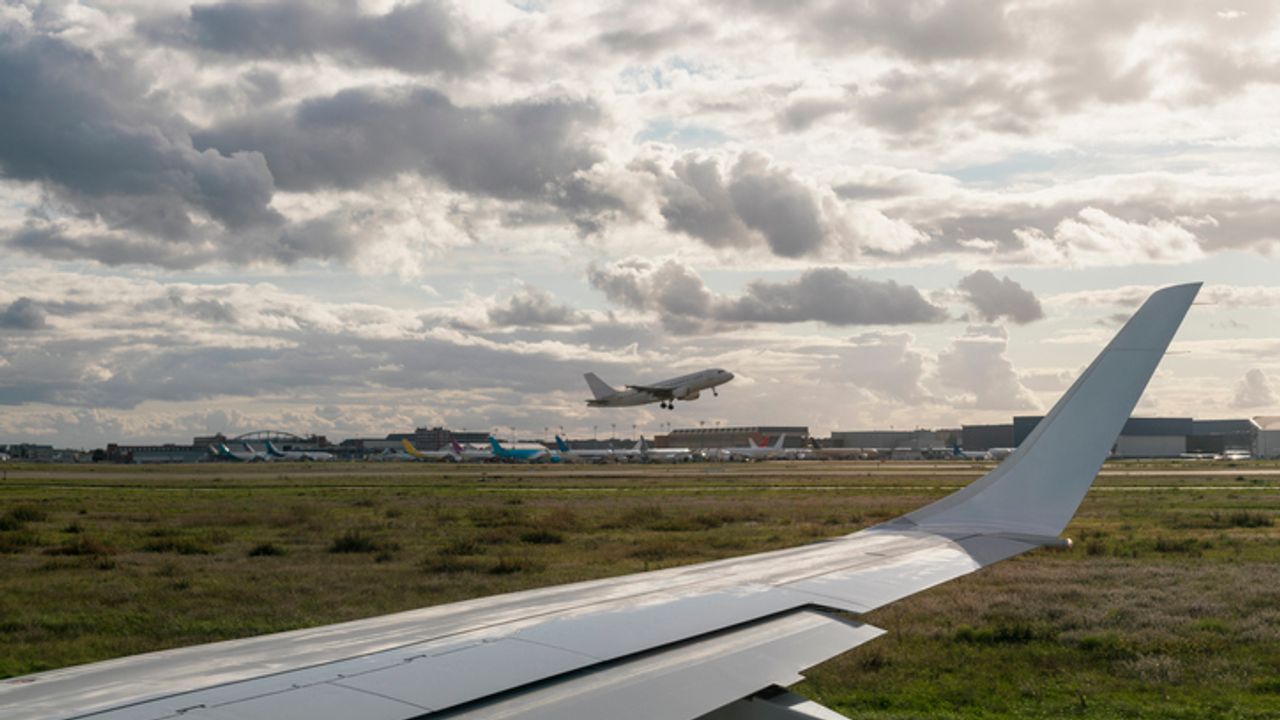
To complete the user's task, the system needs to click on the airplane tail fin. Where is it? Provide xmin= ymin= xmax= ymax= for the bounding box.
xmin=401 ymin=439 xmax=425 ymax=459
xmin=748 ymin=437 xmax=759 ymax=449
xmin=451 ymin=440 xmax=464 ymax=454
xmin=488 ymin=437 xmax=503 ymax=453
xmin=901 ymin=283 xmax=1200 ymax=538
xmin=773 ymin=433 xmax=786 ymax=449
xmin=555 ymin=435 xmax=570 ymax=453
xmin=583 ymin=372 xmax=617 ymax=400
xmin=265 ymin=440 xmax=282 ymax=456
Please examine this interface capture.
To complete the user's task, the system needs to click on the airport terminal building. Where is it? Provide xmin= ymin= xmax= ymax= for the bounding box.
xmin=662 ymin=426 xmax=809 ymax=450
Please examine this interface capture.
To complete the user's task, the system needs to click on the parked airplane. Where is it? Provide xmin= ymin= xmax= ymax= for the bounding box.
xmin=265 ymin=441 xmax=335 ymax=462
xmin=488 ymin=437 xmax=557 ymax=463
xmin=637 ymin=437 xmax=694 ymax=463
xmin=721 ymin=433 xmax=788 ymax=461
xmin=450 ymin=439 xmax=494 ymax=462
xmin=951 ymin=443 xmax=991 ymax=461
xmin=987 ymin=447 xmax=1016 ymax=461
xmin=553 ymin=435 xmax=634 ymax=463
xmin=1 ymin=284 xmax=1202 ymax=720
xmin=584 ymin=368 xmax=734 ymax=409
xmin=210 ymin=442 xmax=265 ymax=462
xmin=400 ymin=439 xmax=461 ymax=462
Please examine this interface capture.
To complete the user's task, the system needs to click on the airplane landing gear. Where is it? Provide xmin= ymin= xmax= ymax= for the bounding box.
xmin=712 ymin=387 xmax=718 ymax=397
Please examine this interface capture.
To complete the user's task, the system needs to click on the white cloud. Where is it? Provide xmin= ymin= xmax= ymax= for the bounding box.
xmin=1232 ymin=368 xmax=1277 ymax=408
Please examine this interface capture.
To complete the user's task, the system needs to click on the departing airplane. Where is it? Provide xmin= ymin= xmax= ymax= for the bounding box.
xmin=584 ymin=368 xmax=734 ymax=409
xmin=400 ymin=439 xmax=461 ymax=462
xmin=488 ymin=437 xmax=556 ymax=463
xmin=721 ymin=433 xmax=789 ymax=461
xmin=1 ymin=284 xmax=1201 ymax=720
xmin=264 ymin=441 xmax=335 ymax=462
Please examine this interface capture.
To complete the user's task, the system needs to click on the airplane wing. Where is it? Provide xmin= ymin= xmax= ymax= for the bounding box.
xmin=625 ymin=383 xmax=676 ymax=397
xmin=0 ymin=283 xmax=1200 ymax=720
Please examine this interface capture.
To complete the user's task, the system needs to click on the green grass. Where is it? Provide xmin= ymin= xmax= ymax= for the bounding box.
xmin=1 ymin=460 xmax=1279 ymax=718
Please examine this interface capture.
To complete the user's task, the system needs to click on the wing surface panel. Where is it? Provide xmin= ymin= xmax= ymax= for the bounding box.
xmin=437 ymin=611 xmax=883 ymax=720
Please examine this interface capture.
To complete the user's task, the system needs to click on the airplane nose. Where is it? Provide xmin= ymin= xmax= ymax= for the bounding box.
xmin=724 ymin=371 xmax=734 ymax=380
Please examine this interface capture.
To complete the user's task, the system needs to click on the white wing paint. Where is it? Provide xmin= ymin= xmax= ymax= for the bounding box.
xmin=0 ymin=283 xmax=1201 ymax=720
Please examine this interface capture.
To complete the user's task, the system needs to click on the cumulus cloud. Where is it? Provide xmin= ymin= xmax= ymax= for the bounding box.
xmin=0 ymin=297 xmax=47 ymax=330
xmin=145 ymin=0 xmax=491 ymax=75
xmin=0 ymin=29 xmax=289 ymax=264
xmin=957 ymin=270 xmax=1044 ymax=324
xmin=487 ymin=285 xmax=585 ymax=327
xmin=588 ymin=258 xmax=945 ymax=332
xmin=1231 ymin=368 xmax=1277 ymax=409
xmin=196 ymin=86 xmax=618 ymax=231
xmin=649 ymin=150 xmax=926 ymax=259
xmin=934 ymin=325 xmax=1038 ymax=410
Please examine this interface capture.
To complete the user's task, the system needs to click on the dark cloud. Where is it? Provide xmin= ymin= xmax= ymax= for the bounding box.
xmin=0 ymin=31 xmax=280 ymax=232
xmin=0 ymin=29 xmax=381 ymax=268
xmin=488 ymin=286 xmax=585 ymax=327
xmin=778 ymin=96 xmax=849 ymax=132
xmin=655 ymin=152 xmax=826 ymax=257
xmin=742 ymin=0 xmax=1020 ymax=61
xmin=957 ymin=270 xmax=1044 ymax=324
xmin=588 ymin=259 xmax=946 ymax=332
xmin=0 ymin=298 xmax=47 ymax=330
xmin=145 ymin=0 xmax=489 ymax=75
xmin=596 ymin=21 xmax=713 ymax=56
xmin=720 ymin=269 xmax=947 ymax=325
xmin=196 ymin=86 xmax=618 ymax=229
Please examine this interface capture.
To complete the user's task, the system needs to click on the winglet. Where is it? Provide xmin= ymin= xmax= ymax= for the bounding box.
xmin=901 ymin=282 xmax=1201 ymax=537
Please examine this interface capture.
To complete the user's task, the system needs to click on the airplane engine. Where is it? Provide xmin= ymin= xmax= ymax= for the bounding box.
xmin=673 ymin=386 xmax=700 ymax=400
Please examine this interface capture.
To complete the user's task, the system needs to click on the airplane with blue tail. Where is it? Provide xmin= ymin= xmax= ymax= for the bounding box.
xmin=488 ymin=437 xmax=559 ymax=463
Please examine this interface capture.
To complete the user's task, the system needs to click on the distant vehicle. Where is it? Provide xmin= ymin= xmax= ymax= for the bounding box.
xmin=0 ymin=452 xmax=9 ymax=462
xmin=265 ymin=441 xmax=334 ymax=462
xmin=1220 ymin=449 xmax=1252 ymax=461
xmin=721 ymin=433 xmax=788 ymax=461
xmin=584 ymin=368 xmax=734 ymax=410
xmin=987 ymin=447 xmax=1016 ymax=461
xmin=400 ymin=439 xmax=460 ymax=462
xmin=488 ymin=437 xmax=557 ymax=463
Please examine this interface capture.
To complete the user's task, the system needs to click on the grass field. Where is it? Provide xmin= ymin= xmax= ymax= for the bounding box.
xmin=2 ymin=460 xmax=1279 ymax=718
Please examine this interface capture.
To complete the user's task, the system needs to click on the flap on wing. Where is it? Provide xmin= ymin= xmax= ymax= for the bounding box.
xmin=626 ymin=384 xmax=674 ymax=396
xmin=442 ymin=611 xmax=883 ymax=720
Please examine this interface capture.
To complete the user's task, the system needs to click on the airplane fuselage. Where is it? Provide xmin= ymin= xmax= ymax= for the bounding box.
xmin=587 ymin=368 xmax=734 ymax=408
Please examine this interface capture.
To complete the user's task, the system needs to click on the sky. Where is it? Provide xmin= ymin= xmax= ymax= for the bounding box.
xmin=2 ymin=0 xmax=1279 ymax=448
